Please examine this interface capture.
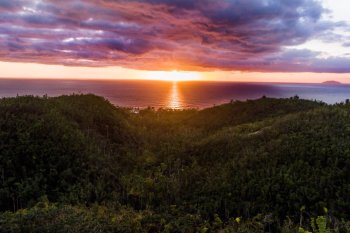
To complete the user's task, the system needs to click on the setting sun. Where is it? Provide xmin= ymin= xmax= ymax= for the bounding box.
xmin=145 ymin=71 xmax=201 ymax=81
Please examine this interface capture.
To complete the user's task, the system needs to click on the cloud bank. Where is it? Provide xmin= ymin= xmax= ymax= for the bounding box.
xmin=0 ymin=0 xmax=349 ymax=72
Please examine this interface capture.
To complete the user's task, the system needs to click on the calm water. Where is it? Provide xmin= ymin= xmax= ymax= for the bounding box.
xmin=0 ymin=79 xmax=349 ymax=109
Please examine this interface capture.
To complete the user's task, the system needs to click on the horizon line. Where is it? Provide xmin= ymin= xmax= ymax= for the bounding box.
xmin=0 ymin=77 xmax=347 ymax=85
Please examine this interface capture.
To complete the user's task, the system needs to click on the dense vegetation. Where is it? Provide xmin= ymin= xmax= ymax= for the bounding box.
xmin=1 ymin=94 xmax=350 ymax=232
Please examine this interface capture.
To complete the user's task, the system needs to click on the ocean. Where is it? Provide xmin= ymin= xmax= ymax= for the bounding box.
xmin=0 ymin=79 xmax=349 ymax=109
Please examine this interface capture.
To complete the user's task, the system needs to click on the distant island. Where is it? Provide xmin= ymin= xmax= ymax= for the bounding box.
xmin=322 ymin=80 xmax=342 ymax=85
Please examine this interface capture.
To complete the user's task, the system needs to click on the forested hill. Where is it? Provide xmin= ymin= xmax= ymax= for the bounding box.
xmin=1 ymin=94 xmax=350 ymax=232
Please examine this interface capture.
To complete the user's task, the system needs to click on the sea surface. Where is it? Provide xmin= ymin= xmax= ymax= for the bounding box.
xmin=0 ymin=79 xmax=349 ymax=109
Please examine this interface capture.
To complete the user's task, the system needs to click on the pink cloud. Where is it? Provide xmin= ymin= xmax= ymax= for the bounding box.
xmin=0 ymin=0 xmax=349 ymax=72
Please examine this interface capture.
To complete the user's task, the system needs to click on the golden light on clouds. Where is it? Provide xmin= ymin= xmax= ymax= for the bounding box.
xmin=1 ymin=61 xmax=350 ymax=84
xmin=0 ymin=62 xmax=143 ymax=79
xmin=0 ymin=0 xmax=350 ymax=82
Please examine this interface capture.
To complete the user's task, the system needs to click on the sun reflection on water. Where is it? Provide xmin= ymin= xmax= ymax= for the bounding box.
xmin=168 ymin=82 xmax=182 ymax=109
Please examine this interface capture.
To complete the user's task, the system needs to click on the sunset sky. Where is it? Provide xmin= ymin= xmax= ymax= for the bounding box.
xmin=1 ymin=0 xmax=350 ymax=82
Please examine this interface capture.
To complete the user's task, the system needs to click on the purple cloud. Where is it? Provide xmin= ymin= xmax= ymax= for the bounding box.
xmin=0 ymin=0 xmax=348 ymax=72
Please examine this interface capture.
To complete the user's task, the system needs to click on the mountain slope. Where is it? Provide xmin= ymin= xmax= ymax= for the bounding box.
xmin=1 ymin=94 xmax=349 ymax=232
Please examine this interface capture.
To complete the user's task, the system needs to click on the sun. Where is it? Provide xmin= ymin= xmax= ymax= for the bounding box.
xmin=144 ymin=70 xmax=201 ymax=81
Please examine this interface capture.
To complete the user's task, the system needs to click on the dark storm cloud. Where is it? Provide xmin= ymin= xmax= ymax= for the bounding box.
xmin=0 ymin=0 xmax=348 ymax=72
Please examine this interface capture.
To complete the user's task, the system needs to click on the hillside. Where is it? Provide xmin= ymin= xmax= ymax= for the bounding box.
xmin=1 ymin=94 xmax=350 ymax=232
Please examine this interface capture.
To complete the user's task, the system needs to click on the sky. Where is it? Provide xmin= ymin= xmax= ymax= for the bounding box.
xmin=1 ymin=0 xmax=350 ymax=82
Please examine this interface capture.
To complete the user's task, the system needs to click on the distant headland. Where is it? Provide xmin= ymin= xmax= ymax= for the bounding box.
xmin=322 ymin=80 xmax=342 ymax=85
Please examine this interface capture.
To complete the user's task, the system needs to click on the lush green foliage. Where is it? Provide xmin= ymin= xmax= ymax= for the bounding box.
xmin=1 ymin=94 xmax=350 ymax=232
